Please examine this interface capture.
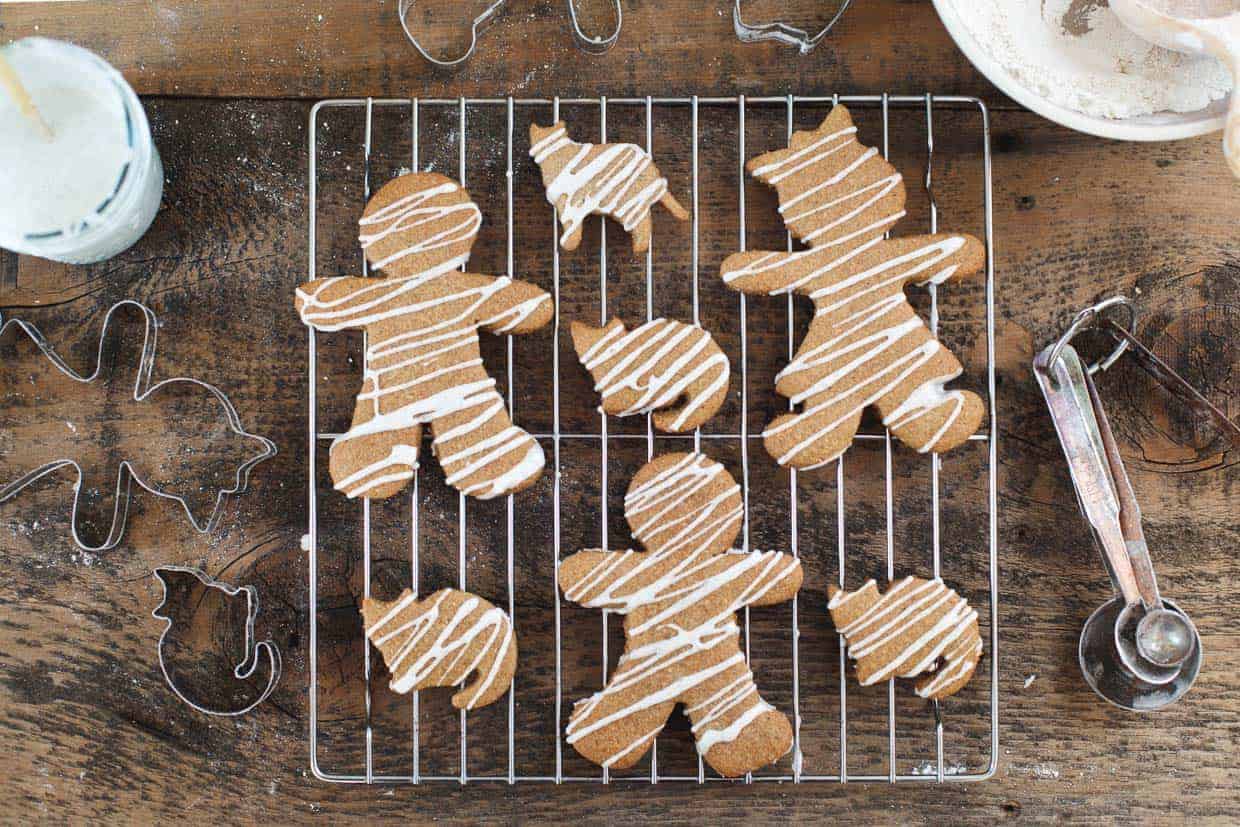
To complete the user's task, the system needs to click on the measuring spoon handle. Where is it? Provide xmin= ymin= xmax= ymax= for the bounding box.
xmin=1084 ymin=367 xmax=1162 ymax=610
xmin=1035 ymin=344 xmax=1142 ymax=606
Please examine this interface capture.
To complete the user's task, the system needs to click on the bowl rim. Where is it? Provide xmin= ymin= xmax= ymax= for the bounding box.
xmin=931 ymin=0 xmax=1228 ymax=141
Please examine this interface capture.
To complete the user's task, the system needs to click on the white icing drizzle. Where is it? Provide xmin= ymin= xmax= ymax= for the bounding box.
xmin=722 ymin=106 xmax=982 ymax=469
xmin=364 ymin=588 xmax=514 ymax=710
xmin=297 ymin=174 xmax=550 ymax=499
xmin=530 ymin=124 xmax=670 ymax=248
xmin=576 ymin=318 xmax=730 ymax=431
xmin=829 ymin=578 xmax=982 ymax=700
xmin=559 ymin=454 xmax=801 ymax=772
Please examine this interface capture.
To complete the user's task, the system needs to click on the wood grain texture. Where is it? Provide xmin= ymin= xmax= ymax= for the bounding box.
xmin=0 ymin=15 xmax=1237 ymax=822
xmin=0 ymin=0 xmax=1004 ymax=103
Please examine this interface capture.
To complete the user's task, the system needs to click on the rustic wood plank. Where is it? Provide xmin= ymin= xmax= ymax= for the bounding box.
xmin=0 ymin=0 xmax=1008 ymax=104
xmin=1 ymin=97 xmax=1237 ymax=821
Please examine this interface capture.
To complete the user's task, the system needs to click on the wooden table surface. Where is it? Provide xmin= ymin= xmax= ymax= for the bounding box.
xmin=1 ymin=1 xmax=1237 ymax=822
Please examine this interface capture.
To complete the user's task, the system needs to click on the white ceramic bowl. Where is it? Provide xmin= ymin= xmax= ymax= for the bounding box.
xmin=932 ymin=0 xmax=1229 ymax=141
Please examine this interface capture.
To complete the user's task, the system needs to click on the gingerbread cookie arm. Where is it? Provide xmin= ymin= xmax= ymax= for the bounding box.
xmin=719 ymin=250 xmax=818 ymax=297
xmin=723 ymin=550 xmax=803 ymax=608
xmin=558 ymin=549 xmax=654 ymax=611
xmin=472 ymin=275 xmax=554 ymax=335
xmin=362 ymin=588 xmax=517 ymax=710
xmin=296 ymin=276 xmax=397 ymax=331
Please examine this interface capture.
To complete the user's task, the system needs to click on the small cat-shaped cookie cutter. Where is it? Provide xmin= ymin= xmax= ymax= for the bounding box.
xmin=732 ymin=0 xmax=851 ymax=54
xmin=0 ymin=300 xmax=276 ymax=551
xmin=152 ymin=565 xmax=282 ymax=716
xmin=398 ymin=0 xmax=621 ymax=66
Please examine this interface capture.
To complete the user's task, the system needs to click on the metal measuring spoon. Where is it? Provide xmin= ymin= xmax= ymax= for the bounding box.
xmin=1079 ymin=595 xmax=1202 ymax=711
xmin=1035 ymin=344 xmax=1198 ymax=698
xmin=1084 ymin=370 xmax=1199 ymax=669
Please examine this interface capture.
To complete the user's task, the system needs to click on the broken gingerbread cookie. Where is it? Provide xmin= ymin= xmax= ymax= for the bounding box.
xmin=559 ymin=452 xmax=802 ymax=777
xmin=296 ymin=172 xmax=552 ymax=500
xmin=720 ymin=104 xmax=986 ymax=470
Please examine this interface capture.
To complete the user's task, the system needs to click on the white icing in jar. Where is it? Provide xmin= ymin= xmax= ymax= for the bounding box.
xmin=0 ymin=38 xmax=163 ymax=264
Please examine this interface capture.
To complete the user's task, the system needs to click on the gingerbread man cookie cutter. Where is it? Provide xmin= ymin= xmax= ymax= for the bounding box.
xmin=398 ymin=0 xmax=621 ymax=66
xmin=153 ymin=565 xmax=282 ymax=716
xmin=732 ymin=0 xmax=851 ymax=54
xmin=0 ymin=300 xmax=276 ymax=551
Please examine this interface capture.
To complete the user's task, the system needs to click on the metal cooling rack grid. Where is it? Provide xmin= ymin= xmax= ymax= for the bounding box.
xmin=306 ymin=94 xmax=999 ymax=784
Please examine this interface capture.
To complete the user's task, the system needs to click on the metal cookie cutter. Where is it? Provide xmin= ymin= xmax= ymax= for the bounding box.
xmin=0 ymin=300 xmax=276 ymax=551
xmin=567 ymin=0 xmax=622 ymax=54
xmin=1034 ymin=296 xmax=1219 ymax=711
xmin=398 ymin=0 xmax=507 ymax=67
xmin=153 ymin=565 xmax=282 ymax=716
xmin=399 ymin=0 xmax=621 ymax=66
xmin=733 ymin=0 xmax=851 ymax=54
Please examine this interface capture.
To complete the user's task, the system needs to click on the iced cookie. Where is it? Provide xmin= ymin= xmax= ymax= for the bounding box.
xmin=362 ymin=587 xmax=517 ymax=710
xmin=571 ymin=317 xmax=730 ymax=433
xmin=559 ymin=452 xmax=803 ymax=777
xmin=530 ymin=121 xmax=689 ymax=254
xmin=296 ymin=172 xmax=552 ymax=500
xmin=828 ymin=577 xmax=982 ymax=700
xmin=720 ymin=104 xmax=986 ymax=470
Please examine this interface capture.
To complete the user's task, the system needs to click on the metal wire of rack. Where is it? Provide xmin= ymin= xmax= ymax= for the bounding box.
xmin=306 ymin=94 xmax=998 ymax=785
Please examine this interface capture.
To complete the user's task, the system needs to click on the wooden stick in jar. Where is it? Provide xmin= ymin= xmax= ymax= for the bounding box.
xmin=0 ymin=52 xmax=54 ymax=140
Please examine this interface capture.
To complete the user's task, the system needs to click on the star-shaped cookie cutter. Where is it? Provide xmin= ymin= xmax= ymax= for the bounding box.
xmin=153 ymin=565 xmax=282 ymax=716
xmin=732 ymin=0 xmax=851 ymax=54
xmin=0 ymin=300 xmax=276 ymax=551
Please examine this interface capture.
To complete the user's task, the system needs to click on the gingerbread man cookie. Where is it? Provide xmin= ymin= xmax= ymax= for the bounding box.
xmin=571 ymin=317 xmax=730 ymax=433
xmin=559 ymin=452 xmax=803 ymax=777
xmin=296 ymin=172 xmax=552 ymax=500
xmin=363 ymin=588 xmax=516 ymax=710
xmin=828 ymin=577 xmax=982 ymax=700
xmin=720 ymin=104 xmax=986 ymax=470
xmin=530 ymin=121 xmax=689 ymax=254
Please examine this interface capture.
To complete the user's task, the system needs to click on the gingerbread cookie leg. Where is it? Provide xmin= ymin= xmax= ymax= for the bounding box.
xmin=878 ymin=353 xmax=987 ymax=454
xmin=429 ymin=381 xmax=544 ymax=500
xmin=679 ymin=651 xmax=794 ymax=779
xmin=330 ymin=421 xmax=422 ymax=500
xmin=763 ymin=406 xmax=862 ymax=471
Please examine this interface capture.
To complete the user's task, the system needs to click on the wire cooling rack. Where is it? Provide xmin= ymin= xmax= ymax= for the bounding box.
xmin=306 ymin=94 xmax=998 ymax=785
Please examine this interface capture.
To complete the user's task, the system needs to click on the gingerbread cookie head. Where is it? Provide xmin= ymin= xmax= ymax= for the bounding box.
xmin=362 ymin=588 xmax=517 ymax=710
xmin=623 ymin=451 xmax=744 ymax=557
xmin=571 ymin=317 xmax=731 ymax=433
xmin=529 ymin=121 xmax=689 ymax=254
xmin=828 ymin=577 xmax=982 ymax=700
xmin=358 ymin=172 xmax=482 ymax=278
xmin=747 ymin=104 xmax=906 ymax=252
xmin=558 ymin=453 xmax=802 ymax=778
